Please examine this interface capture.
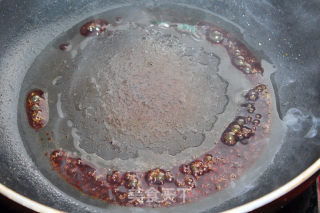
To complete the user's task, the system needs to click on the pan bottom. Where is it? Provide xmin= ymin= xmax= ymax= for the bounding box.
xmin=18 ymin=4 xmax=275 ymax=208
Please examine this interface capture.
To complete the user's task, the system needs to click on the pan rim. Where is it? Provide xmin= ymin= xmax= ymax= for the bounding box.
xmin=0 ymin=184 xmax=63 ymax=213
xmin=0 ymin=159 xmax=319 ymax=213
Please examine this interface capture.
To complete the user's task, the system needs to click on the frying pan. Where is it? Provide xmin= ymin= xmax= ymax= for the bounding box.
xmin=0 ymin=0 xmax=319 ymax=212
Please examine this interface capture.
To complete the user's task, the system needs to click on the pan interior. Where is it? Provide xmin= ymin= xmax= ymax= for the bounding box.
xmin=16 ymin=3 xmax=283 ymax=209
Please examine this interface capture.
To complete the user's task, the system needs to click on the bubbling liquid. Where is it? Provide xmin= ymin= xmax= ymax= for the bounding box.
xmin=19 ymin=4 xmax=278 ymax=208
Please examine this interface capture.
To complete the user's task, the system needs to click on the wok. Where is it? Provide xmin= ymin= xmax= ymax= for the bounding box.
xmin=0 ymin=0 xmax=319 ymax=212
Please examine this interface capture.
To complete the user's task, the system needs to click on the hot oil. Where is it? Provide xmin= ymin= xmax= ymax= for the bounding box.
xmin=18 ymin=4 xmax=285 ymax=207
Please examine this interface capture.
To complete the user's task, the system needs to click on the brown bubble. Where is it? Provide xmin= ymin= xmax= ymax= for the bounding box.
xmin=241 ymin=126 xmax=254 ymax=138
xmin=221 ymin=132 xmax=236 ymax=146
xmin=165 ymin=171 xmax=175 ymax=182
xmin=180 ymin=164 xmax=191 ymax=174
xmin=80 ymin=19 xmax=108 ymax=36
xmin=145 ymin=168 xmax=166 ymax=185
xmin=59 ymin=43 xmax=70 ymax=51
xmin=190 ymin=160 xmax=206 ymax=177
xmin=255 ymin=114 xmax=262 ymax=119
xmin=203 ymin=154 xmax=213 ymax=163
xmin=107 ymin=171 xmax=121 ymax=184
xmin=123 ymin=172 xmax=139 ymax=189
xmin=26 ymin=89 xmax=48 ymax=129
xmin=185 ymin=176 xmax=196 ymax=188
xmin=253 ymin=119 xmax=260 ymax=126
